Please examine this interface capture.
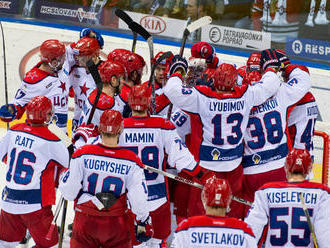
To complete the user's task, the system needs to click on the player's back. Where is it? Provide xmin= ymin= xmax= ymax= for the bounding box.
xmin=173 ymin=215 xmax=257 ymax=247
xmin=119 ymin=115 xmax=173 ymax=210
xmin=0 ymin=123 xmax=69 ymax=214
xmin=246 ymin=181 xmax=330 ymax=247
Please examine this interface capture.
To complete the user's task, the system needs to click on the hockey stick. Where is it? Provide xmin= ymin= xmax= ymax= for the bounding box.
xmin=143 ymin=164 xmax=252 ymax=206
xmin=45 ymin=195 xmax=65 ymax=241
xmin=167 ymin=16 xmax=212 ymax=119
xmin=0 ymin=21 xmax=9 ymax=130
xmin=115 ymin=9 xmax=137 ymax=52
xmin=298 ymin=193 xmax=319 ymax=248
xmin=86 ymin=59 xmax=103 ymax=125
xmin=148 ymin=51 xmax=173 ymax=114
xmin=48 ymin=123 xmax=252 ymax=207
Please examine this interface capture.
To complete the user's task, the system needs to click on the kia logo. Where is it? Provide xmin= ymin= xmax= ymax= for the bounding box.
xmin=140 ymin=15 xmax=166 ymax=34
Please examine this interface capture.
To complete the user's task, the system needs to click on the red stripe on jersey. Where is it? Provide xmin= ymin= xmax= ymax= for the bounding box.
xmin=41 ymin=160 xmax=63 ymax=207
xmin=72 ymin=144 xmax=144 ymax=168
xmin=185 ymin=112 xmax=203 ymax=162
xmin=155 ymin=94 xmax=171 ymax=114
xmin=142 ymin=80 xmax=162 ymax=90
xmin=124 ymin=116 xmax=175 ymax=130
xmin=258 ymin=225 xmax=268 ymax=248
xmin=176 ymin=215 xmax=255 ymax=237
xmin=287 ymin=125 xmax=297 ymax=151
xmin=259 ymin=180 xmax=330 ymax=193
xmin=88 ymin=89 xmax=115 ymax=110
xmin=296 ymin=92 xmax=315 ymax=106
xmin=10 ymin=123 xmax=60 ymax=141
xmin=195 ymin=84 xmax=248 ymax=100
xmin=23 ymin=62 xmax=55 ymax=84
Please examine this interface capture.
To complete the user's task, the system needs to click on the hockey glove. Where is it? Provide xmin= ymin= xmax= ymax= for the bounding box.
xmin=169 ymin=55 xmax=188 ymax=76
xmin=194 ymin=167 xmax=216 ymax=185
xmin=80 ymin=28 xmax=104 ymax=49
xmin=0 ymin=104 xmax=17 ymax=122
xmin=260 ymin=49 xmax=281 ymax=72
xmin=135 ymin=216 xmax=154 ymax=242
xmin=191 ymin=42 xmax=216 ymax=63
xmin=275 ymin=49 xmax=290 ymax=69
xmin=72 ymin=123 xmax=99 ymax=143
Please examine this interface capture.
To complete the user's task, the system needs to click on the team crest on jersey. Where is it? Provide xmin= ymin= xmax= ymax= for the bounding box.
xmin=252 ymin=154 xmax=261 ymax=164
xmin=211 ymin=149 xmax=221 ymax=160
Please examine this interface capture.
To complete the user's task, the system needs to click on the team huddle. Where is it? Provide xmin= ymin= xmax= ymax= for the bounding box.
xmin=0 ymin=28 xmax=329 ymax=248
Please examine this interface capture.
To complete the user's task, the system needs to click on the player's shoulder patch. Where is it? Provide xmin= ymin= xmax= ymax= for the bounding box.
xmin=296 ymin=91 xmax=316 ymax=105
xmin=23 ymin=65 xmax=54 ymax=84
xmin=88 ymin=90 xmax=115 ymax=110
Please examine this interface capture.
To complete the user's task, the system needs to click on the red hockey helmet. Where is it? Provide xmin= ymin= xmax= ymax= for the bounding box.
xmin=212 ymin=63 xmax=237 ymax=91
xmin=246 ymin=52 xmax=261 ymax=73
xmin=152 ymin=51 xmax=173 ymax=67
xmin=124 ymin=52 xmax=146 ymax=75
xmin=202 ymin=176 xmax=232 ymax=208
xmin=99 ymin=110 xmax=123 ymax=134
xmin=285 ymin=148 xmax=313 ymax=175
xmin=26 ymin=96 xmax=53 ymax=124
xmin=40 ymin=40 xmax=65 ymax=63
xmin=128 ymin=84 xmax=151 ymax=111
xmin=242 ymin=70 xmax=262 ymax=85
xmin=73 ymin=37 xmax=100 ymax=56
xmin=98 ymin=60 xmax=126 ymax=83
xmin=107 ymin=48 xmax=131 ymax=61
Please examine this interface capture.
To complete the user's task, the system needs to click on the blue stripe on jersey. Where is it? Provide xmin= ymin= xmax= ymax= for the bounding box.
xmin=199 ymin=144 xmax=243 ymax=162
xmin=54 ymin=113 xmax=68 ymax=128
xmin=147 ymin=182 xmax=166 ymax=201
xmin=242 ymin=143 xmax=289 ymax=168
xmin=2 ymin=186 xmax=41 ymax=205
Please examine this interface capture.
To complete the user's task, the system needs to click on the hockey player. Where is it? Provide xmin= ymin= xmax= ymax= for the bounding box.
xmin=245 ymin=148 xmax=330 ymax=247
xmin=0 ymin=96 xmax=69 ymax=247
xmin=172 ymin=176 xmax=257 ymax=247
xmin=241 ymin=52 xmax=312 ymax=218
xmin=69 ymin=36 xmax=101 ymax=130
xmin=0 ymin=39 xmax=69 ymax=132
xmin=163 ymin=49 xmax=282 ymax=217
xmin=78 ymin=60 xmax=127 ymax=126
xmin=59 ymin=109 xmax=152 ymax=248
xmin=107 ymin=48 xmax=146 ymax=117
xmin=119 ymin=84 xmax=212 ymax=247
xmin=238 ymin=52 xmax=261 ymax=84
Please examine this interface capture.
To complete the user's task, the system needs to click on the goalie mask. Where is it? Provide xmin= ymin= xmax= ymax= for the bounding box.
xmin=186 ymin=57 xmax=207 ymax=87
xmin=246 ymin=52 xmax=261 ymax=73
xmin=40 ymin=39 xmax=66 ymax=72
xmin=285 ymin=148 xmax=312 ymax=176
xmin=202 ymin=176 xmax=232 ymax=209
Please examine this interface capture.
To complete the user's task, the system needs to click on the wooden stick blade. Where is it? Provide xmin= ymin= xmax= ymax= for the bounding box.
xmin=186 ymin=16 xmax=212 ymax=33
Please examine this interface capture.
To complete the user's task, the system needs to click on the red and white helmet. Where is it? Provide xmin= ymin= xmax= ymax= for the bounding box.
xmin=98 ymin=60 xmax=126 ymax=83
xmin=40 ymin=40 xmax=66 ymax=71
xmin=99 ymin=110 xmax=123 ymax=134
xmin=124 ymin=52 xmax=146 ymax=76
xmin=40 ymin=39 xmax=65 ymax=63
xmin=242 ymin=70 xmax=262 ymax=85
xmin=285 ymin=148 xmax=313 ymax=175
xmin=202 ymin=176 xmax=232 ymax=208
xmin=246 ymin=52 xmax=261 ymax=73
xmin=26 ymin=96 xmax=53 ymax=124
xmin=128 ymin=84 xmax=151 ymax=111
xmin=73 ymin=37 xmax=100 ymax=57
xmin=107 ymin=48 xmax=131 ymax=61
xmin=152 ymin=51 xmax=173 ymax=68
xmin=212 ymin=63 xmax=237 ymax=91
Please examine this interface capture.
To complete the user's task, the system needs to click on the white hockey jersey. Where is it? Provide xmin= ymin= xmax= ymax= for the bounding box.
xmin=69 ymin=66 xmax=97 ymax=122
xmin=79 ymin=89 xmax=126 ymax=126
xmin=172 ymin=215 xmax=257 ymax=247
xmin=245 ymin=180 xmax=330 ymax=247
xmin=59 ymin=144 xmax=149 ymax=221
xmin=163 ymin=70 xmax=281 ymax=171
xmin=12 ymin=62 xmax=69 ymax=132
xmin=288 ymin=92 xmax=318 ymax=155
xmin=242 ymin=67 xmax=311 ymax=174
xmin=0 ymin=123 xmax=69 ymax=214
xmin=118 ymin=115 xmax=198 ymax=211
